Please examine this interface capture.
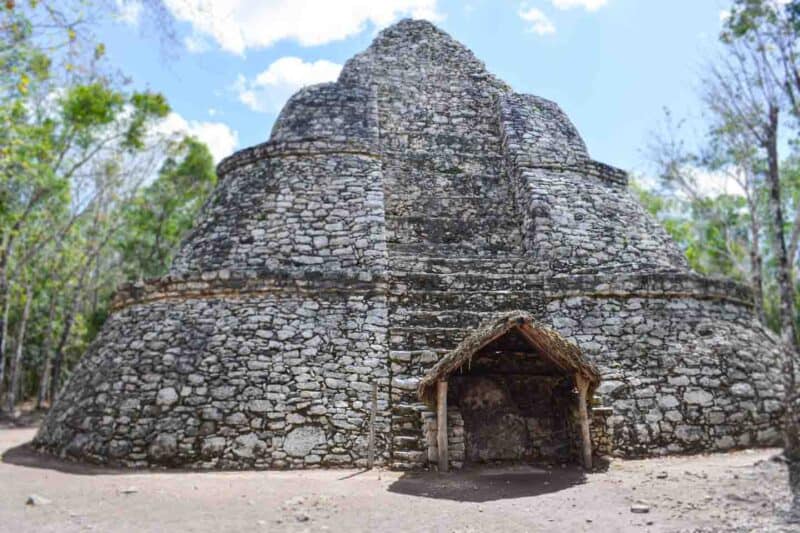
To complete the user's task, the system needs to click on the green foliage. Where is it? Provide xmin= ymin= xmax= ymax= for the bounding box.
xmin=630 ymin=180 xmax=748 ymax=277
xmin=722 ymin=0 xmax=800 ymax=40
xmin=116 ymin=137 xmax=216 ymax=279
xmin=62 ymin=83 xmax=124 ymax=129
xmin=125 ymin=91 xmax=170 ymax=149
xmin=0 ymin=1 xmax=216 ymax=408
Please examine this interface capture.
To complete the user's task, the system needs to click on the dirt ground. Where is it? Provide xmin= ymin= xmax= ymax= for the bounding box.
xmin=0 ymin=428 xmax=796 ymax=532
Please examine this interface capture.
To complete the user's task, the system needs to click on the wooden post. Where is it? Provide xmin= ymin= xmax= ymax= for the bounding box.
xmin=575 ymin=374 xmax=593 ymax=470
xmin=368 ymin=381 xmax=377 ymax=469
xmin=437 ymin=380 xmax=449 ymax=472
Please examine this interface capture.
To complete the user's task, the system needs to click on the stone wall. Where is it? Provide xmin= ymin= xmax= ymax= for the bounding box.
xmin=497 ymin=93 xmax=589 ymax=168
xmin=545 ymin=289 xmax=785 ymax=456
xmin=386 ymin=271 xmax=785 ymax=468
xmin=498 ymin=94 xmax=688 ymax=274
xmin=270 ymin=82 xmax=378 ymax=147
xmin=341 ymin=17 xmax=523 ymax=261
xmin=422 ymin=407 xmax=466 ymax=470
xmin=35 ymin=275 xmax=391 ymax=469
xmin=171 ymin=147 xmax=386 ymax=276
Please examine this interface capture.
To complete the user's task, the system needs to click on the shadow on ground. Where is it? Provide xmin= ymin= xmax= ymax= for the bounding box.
xmin=3 ymin=434 xmax=610 ymax=501
xmin=387 ymin=463 xmax=590 ymax=502
xmin=2 ymin=441 xmax=130 ymax=475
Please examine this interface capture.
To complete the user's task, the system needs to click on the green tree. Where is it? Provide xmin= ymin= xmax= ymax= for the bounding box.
xmin=117 ymin=137 xmax=216 ymax=280
xmin=722 ymin=0 xmax=800 ymax=516
xmin=645 ymin=0 xmax=800 ymax=517
xmin=0 ymin=1 xmax=215 ymax=412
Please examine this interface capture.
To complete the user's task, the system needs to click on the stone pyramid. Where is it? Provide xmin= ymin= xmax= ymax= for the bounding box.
xmin=35 ymin=19 xmax=785 ymax=470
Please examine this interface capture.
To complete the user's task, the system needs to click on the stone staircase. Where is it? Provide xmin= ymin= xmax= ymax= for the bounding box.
xmin=386 ymin=254 xmax=544 ymax=469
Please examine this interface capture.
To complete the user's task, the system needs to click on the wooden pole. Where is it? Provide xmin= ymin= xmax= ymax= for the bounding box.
xmin=368 ymin=381 xmax=377 ymax=469
xmin=576 ymin=374 xmax=593 ymax=470
xmin=437 ymin=380 xmax=448 ymax=472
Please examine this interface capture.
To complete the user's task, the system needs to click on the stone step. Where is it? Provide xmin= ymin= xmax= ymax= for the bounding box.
xmin=389 ymin=272 xmax=544 ymax=294
xmin=391 ymin=450 xmax=427 ymax=464
xmin=389 ymin=290 xmax=538 ymax=314
xmin=386 ymin=224 xmax=522 ymax=252
xmin=389 ymin=308 xmax=527 ymax=330
xmin=388 ymin=326 xmax=469 ymax=351
xmin=391 ymin=402 xmax=430 ymax=415
xmin=393 ymin=420 xmax=421 ymax=432
xmin=389 ymin=254 xmax=538 ymax=275
xmin=389 ymin=349 xmax=447 ymax=366
xmin=387 ymin=193 xmax=507 ymax=213
xmin=390 ymin=461 xmax=423 ymax=471
xmin=393 ymin=436 xmax=422 ymax=450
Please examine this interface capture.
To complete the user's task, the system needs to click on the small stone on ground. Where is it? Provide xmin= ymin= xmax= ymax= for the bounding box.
xmin=25 ymin=494 xmax=51 ymax=506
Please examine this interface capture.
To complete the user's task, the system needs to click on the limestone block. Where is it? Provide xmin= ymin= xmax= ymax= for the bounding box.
xmin=284 ymin=426 xmax=326 ymax=457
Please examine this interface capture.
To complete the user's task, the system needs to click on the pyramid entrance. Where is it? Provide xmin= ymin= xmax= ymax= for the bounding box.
xmin=448 ymin=330 xmax=580 ymax=465
xmin=418 ymin=313 xmax=600 ymax=471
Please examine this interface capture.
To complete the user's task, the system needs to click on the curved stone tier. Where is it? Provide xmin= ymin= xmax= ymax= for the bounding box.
xmin=109 ymin=269 xmax=751 ymax=312
xmin=37 ymin=269 xmax=782 ymax=468
xmin=110 ymin=269 xmax=387 ymax=311
xmin=36 ymin=19 xmax=787 ymax=470
xmin=35 ymin=285 xmax=389 ymax=469
xmin=545 ymin=286 xmax=784 ymax=456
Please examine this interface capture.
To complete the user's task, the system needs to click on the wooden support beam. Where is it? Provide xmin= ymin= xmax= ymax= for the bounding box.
xmin=575 ymin=373 xmax=593 ymax=470
xmin=437 ymin=380 xmax=448 ymax=472
xmin=368 ymin=381 xmax=377 ymax=469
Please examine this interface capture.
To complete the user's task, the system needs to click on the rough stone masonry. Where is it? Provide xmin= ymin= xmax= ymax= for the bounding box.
xmin=35 ymin=19 xmax=787 ymax=470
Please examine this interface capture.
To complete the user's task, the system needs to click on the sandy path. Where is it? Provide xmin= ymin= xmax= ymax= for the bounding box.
xmin=0 ymin=428 xmax=794 ymax=532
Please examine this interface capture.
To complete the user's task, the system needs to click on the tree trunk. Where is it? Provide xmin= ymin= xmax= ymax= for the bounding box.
xmin=48 ymin=217 xmax=117 ymax=402
xmin=5 ymin=283 xmax=33 ymax=415
xmin=745 ymin=183 xmax=766 ymax=324
xmin=36 ymin=294 xmax=58 ymax=410
xmin=50 ymin=280 xmax=85 ymax=402
xmin=37 ymin=354 xmax=52 ymax=410
xmin=0 ymin=283 xmax=9 ymax=405
xmin=0 ymin=237 xmax=10 ymax=407
xmin=764 ymin=104 xmax=800 ymax=513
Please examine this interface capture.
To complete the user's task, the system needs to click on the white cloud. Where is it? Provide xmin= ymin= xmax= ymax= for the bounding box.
xmin=163 ymin=0 xmax=442 ymax=55
xmin=551 ymin=0 xmax=607 ymax=11
xmin=519 ymin=7 xmax=556 ymax=35
xmin=234 ymin=57 xmax=343 ymax=113
xmin=184 ymin=33 xmax=211 ymax=53
xmin=156 ymin=113 xmax=239 ymax=163
xmin=693 ymin=168 xmax=746 ymax=198
xmin=115 ymin=0 xmax=143 ymax=26
xmin=639 ymin=167 xmax=746 ymax=200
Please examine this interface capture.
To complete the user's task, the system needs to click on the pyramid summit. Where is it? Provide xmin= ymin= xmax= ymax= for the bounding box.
xmin=36 ymin=19 xmax=785 ymax=469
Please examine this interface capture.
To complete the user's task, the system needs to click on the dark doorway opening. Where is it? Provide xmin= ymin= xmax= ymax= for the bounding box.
xmin=417 ymin=311 xmax=600 ymax=471
xmin=448 ymin=329 xmax=580 ymax=465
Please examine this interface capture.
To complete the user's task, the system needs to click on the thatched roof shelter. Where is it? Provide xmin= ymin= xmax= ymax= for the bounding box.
xmin=417 ymin=311 xmax=601 ymax=405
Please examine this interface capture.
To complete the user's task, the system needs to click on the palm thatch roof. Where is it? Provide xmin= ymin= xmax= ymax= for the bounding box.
xmin=417 ymin=311 xmax=601 ymax=405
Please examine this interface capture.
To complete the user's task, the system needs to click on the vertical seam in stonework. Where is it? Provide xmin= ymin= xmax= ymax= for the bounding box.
xmin=495 ymin=93 xmax=533 ymax=258
xmin=493 ymin=92 xmax=527 ymax=256
xmin=372 ymin=80 xmax=395 ymax=461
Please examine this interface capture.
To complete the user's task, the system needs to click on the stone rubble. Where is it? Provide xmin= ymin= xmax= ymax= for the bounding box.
xmin=25 ymin=494 xmax=52 ymax=506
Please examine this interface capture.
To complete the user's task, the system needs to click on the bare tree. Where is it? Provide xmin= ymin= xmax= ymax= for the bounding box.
xmin=646 ymin=109 xmax=766 ymax=320
xmin=5 ymin=282 xmax=32 ymax=414
xmin=713 ymin=15 xmax=800 ymax=512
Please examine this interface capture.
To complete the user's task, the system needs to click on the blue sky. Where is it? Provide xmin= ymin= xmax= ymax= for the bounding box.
xmin=102 ymin=0 xmax=731 ymax=176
